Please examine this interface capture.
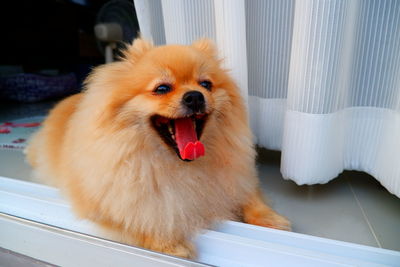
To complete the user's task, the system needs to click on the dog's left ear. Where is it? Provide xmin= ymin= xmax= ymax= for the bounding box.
xmin=192 ymin=38 xmax=218 ymax=58
xmin=123 ymin=37 xmax=154 ymax=63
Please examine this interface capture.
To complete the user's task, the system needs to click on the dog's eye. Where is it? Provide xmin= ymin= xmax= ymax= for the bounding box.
xmin=199 ymin=80 xmax=212 ymax=91
xmin=154 ymin=84 xmax=172 ymax=94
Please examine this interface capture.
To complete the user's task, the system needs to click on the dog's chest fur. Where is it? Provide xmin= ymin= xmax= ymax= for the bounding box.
xmin=78 ymin=150 xmax=255 ymax=240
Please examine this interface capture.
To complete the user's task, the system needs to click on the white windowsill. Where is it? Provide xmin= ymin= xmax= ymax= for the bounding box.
xmin=1 ymin=176 xmax=399 ymax=267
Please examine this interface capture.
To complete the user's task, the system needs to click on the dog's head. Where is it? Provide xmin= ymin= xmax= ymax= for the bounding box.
xmin=85 ymin=38 xmax=247 ymax=162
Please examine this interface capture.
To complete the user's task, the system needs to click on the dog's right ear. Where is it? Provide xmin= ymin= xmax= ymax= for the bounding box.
xmin=123 ymin=37 xmax=153 ymax=64
xmin=192 ymin=38 xmax=218 ymax=59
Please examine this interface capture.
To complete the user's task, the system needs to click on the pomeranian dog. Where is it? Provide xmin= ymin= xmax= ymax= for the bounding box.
xmin=26 ymin=38 xmax=290 ymax=258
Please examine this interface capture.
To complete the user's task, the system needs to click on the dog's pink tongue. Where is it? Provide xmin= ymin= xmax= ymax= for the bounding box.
xmin=175 ymin=118 xmax=205 ymax=160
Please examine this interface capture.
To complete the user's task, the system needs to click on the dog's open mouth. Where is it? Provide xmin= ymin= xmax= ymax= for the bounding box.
xmin=151 ymin=114 xmax=207 ymax=161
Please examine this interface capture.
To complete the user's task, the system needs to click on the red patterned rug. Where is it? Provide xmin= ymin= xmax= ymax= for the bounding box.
xmin=0 ymin=117 xmax=44 ymax=150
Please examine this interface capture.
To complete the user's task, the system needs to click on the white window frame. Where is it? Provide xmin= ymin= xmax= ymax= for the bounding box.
xmin=1 ymin=176 xmax=400 ymax=266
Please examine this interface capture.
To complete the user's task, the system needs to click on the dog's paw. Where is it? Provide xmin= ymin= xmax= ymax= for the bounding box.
xmin=163 ymin=241 xmax=196 ymax=259
xmin=138 ymin=234 xmax=196 ymax=259
xmin=244 ymin=210 xmax=291 ymax=231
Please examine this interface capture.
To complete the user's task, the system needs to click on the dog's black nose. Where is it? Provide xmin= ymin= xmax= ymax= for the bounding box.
xmin=182 ymin=91 xmax=205 ymax=113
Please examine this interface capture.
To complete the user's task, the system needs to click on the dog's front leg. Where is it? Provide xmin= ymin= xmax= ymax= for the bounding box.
xmin=241 ymin=189 xmax=291 ymax=231
xmin=136 ymin=234 xmax=196 ymax=259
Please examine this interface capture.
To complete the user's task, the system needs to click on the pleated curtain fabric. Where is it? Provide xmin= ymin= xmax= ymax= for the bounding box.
xmin=133 ymin=0 xmax=400 ymax=197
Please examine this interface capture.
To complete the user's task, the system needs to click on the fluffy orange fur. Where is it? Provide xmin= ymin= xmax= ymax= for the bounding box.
xmin=26 ymin=38 xmax=290 ymax=258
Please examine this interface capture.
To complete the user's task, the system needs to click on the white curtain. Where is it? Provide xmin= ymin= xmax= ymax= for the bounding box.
xmin=133 ymin=0 xmax=400 ymax=197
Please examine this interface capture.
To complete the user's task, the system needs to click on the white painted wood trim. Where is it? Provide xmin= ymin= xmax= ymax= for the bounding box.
xmin=1 ymin=176 xmax=399 ymax=266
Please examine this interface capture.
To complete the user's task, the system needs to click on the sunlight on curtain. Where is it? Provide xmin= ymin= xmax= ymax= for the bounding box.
xmin=281 ymin=0 xmax=400 ymax=196
xmin=133 ymin=0 xmax=400 ymax=197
